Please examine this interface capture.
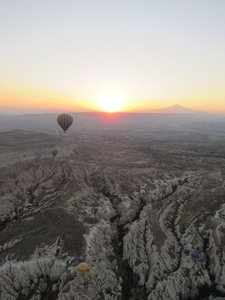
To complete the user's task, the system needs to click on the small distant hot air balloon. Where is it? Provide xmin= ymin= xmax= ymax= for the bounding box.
xmin=77 ymin=257 xmax=86 ymax=263
xmin=78 ymin=262 xmax=89 ymax=275
xmin=183 ymin=248 xmax=190 ymax=256
xmin=191 ymin=252 xmax=200 ymax=261
xmin=51 ymin=147 xmax=58 ymax=157
xmin=57 ymin=114 xmax=73 ymax=133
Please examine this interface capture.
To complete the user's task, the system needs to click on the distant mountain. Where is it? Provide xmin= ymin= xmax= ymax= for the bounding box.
xmin=1 ymin=104 xmax=222 ymax=117
xmin=146 ymin=104 xmax=199 ymax=114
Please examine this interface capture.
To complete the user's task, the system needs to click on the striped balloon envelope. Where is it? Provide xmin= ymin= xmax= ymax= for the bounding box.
xmin=57 ymin=114 xmax=73 ymax=133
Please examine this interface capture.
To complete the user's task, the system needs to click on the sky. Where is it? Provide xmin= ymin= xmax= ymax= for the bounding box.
xmin=1 ymin=0 xmax=225 ymax=113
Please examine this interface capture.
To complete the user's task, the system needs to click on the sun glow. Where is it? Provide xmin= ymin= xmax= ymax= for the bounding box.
xmin=97 ymin=95 xmax=124 ymax=113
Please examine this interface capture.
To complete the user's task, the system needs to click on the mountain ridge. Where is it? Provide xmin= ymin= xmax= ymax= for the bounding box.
xmin=0 ymin=104 xmax=221 ymax=116
xmin=142 ymin=104 xmax=215 ymax=115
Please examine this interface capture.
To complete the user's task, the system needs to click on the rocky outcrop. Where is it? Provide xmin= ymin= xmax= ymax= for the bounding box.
xmin=1 ymin=130 xmax=225 ymax=299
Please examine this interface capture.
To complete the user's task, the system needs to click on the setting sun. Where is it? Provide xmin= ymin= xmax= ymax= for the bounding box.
xmin=97 ymin=95 xmax=124 ymax=113
xmin=1 ymin=1 xmax=225 ymax=114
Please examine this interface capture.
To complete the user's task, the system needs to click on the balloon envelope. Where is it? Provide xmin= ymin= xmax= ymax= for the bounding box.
xmin=77 ymin=257 xmax=86 ymax=263
xmin=57 ymin=114 xmax=73 ymax=132
xmin=51 ymin=147 xmax=58 ymax=157
xmin=183 ymin=248 xmax=190 ymax=255
xmin=191 ymin=252 xmax=200 ymax=261
xmin=78 ymin=262 xmax=88 ymax=275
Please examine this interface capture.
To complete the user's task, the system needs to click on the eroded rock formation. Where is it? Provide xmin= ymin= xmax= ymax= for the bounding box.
xmin=1 ymin=130 xmax=225 ymax=300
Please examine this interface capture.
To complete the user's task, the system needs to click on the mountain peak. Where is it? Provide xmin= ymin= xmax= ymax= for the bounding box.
xmin=172 ymin=104 xmax=185 ymax=108
xmin=148 ymin=104 xmax=194 ymax=114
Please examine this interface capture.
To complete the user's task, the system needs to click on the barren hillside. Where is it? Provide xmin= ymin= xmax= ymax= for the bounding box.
xmin=1 ymin=128 xmax=225 ymax=300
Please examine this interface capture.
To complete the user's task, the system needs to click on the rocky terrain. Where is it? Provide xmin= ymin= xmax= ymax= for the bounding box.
xmin=1 ymin=123 xmax=225 ymax=300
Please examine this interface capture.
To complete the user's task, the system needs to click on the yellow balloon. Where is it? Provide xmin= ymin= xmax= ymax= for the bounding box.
xmin=78 ymin=262 xmax=89 ymax=275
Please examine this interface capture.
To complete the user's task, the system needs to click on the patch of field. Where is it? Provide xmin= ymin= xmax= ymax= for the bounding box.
xmin=0 ymin=208 xmax=86 ymax=262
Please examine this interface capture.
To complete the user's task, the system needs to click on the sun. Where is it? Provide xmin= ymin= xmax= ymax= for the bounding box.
xmin=97 ymin=95 xmax=124 ymax=113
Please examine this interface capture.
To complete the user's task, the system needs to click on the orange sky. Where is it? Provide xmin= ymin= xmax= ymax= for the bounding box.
xmin=1 ymin=84 xmax=223 ymax=114
xmin=1 ymin=1 xmax=225 ymax=114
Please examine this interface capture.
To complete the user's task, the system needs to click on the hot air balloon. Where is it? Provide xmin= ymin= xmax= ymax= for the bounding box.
xmin=191 ymin=252 xmax=200 ymax=261
xmin=183 ymin=248 xmax=190 ymax=256
xmin=78 ymin=262 xmax=89 ymax=275
xmin=51 ymin=147 xmax=58 ymax=157
xmin=57 ymin=114 xmax=73 ymax=133
xmin=77 ymin=257 xmax=86 ymax=263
